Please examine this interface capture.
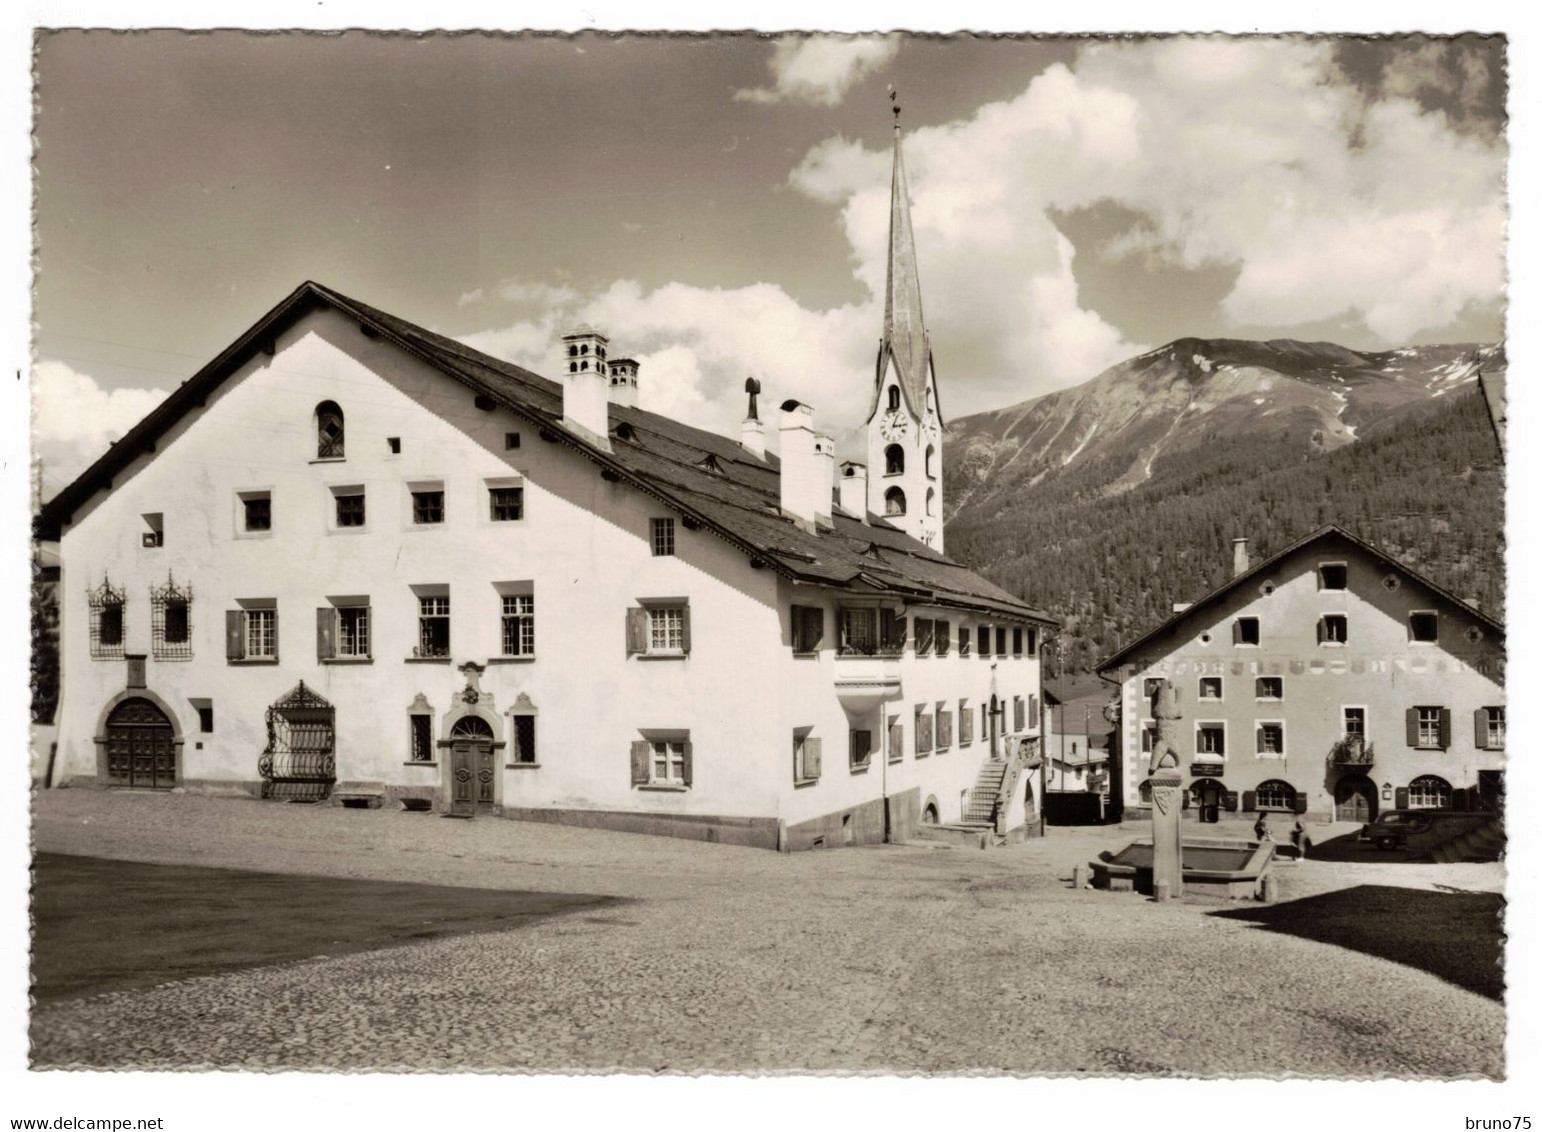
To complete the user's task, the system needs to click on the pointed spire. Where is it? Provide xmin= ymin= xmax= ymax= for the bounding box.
xmin=882 ymin=90 xmax=930 ymax=416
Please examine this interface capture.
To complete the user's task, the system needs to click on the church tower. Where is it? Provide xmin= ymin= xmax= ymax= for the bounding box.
xmin=865 ymin=93 xmax=944 ymax=551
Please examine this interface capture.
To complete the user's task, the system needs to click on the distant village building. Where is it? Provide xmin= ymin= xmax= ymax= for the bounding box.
xmin=1045 ymin=730 xmax=1109 ymax=796
xmin=36 ymin=116 xmax=1056 ymax=850
xmin=1098 ymin=527 xmax=1504 ymax=823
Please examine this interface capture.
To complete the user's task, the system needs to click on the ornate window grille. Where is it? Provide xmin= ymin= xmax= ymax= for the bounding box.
xmin=1407 ymin=774 xmax=1452 ymax=810
xmin=88 ymin=577 xmax=127 ymax=659
xmin=316 ymin=401 xmax=345 ymax=458
xmin=150 ymin=575 xmax=193 ymax=660
xmin=260 ymin=681 xmax=336 ymax=800
xmin=1255 ymin=779 xmax=1296 ymax=811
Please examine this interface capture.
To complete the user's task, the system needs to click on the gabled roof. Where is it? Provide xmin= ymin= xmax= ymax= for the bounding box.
xmin=36 ymin=281 xmax=1053 ymax=625
xmin=1096 ymin=524 xmax=1503 ymax=672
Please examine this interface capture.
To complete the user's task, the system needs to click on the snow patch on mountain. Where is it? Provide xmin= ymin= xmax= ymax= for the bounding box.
xmin=1193 ymin=354 xmax=1212 ymax=373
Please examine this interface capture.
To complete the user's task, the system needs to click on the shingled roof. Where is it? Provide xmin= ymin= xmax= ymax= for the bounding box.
xmin=1096 ymin=524 xmax=1503 ymax=672
xmin=36 ymin=281 xmax=1053 ymax=625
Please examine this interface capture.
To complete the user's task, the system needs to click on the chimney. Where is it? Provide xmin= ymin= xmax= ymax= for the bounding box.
xmin=778 ymin=400 xmax=817 ymax=531
xmin=1463 ymin=596 xmax=1481 ymax=612
xmin=607 ymin=357 xmax=640 ymax=409
xmin=839 ymin=461 xmax=869 ymax=523
xmin=560 ymin=325 xmax=611 ymax=448
xmin=1232 ymin=536 xmax=1250 ymax=578
xmin=741 ymin=377 xmax=765 ymax=459
xmin=813 ymin=433 xmax=835 ymax=525
xmin=1173 ymin=602 xmax=1192 ymax=614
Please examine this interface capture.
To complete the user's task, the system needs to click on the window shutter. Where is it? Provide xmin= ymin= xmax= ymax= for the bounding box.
xmin=806 ymin=606 xmax=824 ymax=651
xmin=1474 ymin=708 xmax=1487 ymax=750
xmin=1437 ymin=708 xmax=1452 ymax=750
xmin=1315 ymin=617 xmax=1325 ymax=644
xmin=1223 ymin=791 xmax=1239 ymax=812
xmin=1242 ymin=790 xmax=1256 ymax=812
xmin=1232 ymin=619 xmax=1242 ymax=645
xmin=680 ymin=605 xmax=692 ymax=654
xmin=225 ymin=610 xmax=244 ymax=660
xmin=1029 ymin=694 xmax=1039 ymax=728
xmin=272 ymin=609 xmax=279 ymax=662
xmin=630 ymin=740 xmax=650 ymax=785
xmin=1452 ymin=787 xmax=1469 ymax=812
xmin=895 ymin=615 xmax=907 ymax=649
xmin=1405 ymin=708 xmax=1419 ymax=747
xmin=1395 ymin=786 xmax=1409 ymax=810
xmin=681 ymin=740 xmax=693 ymax=786
xmin=1293 ymin=790 xmax=1309 ymax=815
xmin=316 ymin=607 xmax=335 ymax=661
xmin=1255 ymin=726 xmax=1265 ymax=755
xmin=625 ymin=607 xmax=647 ymax=656
xmin=890 ymin=720 xmax=903 ymax=759
xmin=805 ymin=737 xmax=821 ymax=779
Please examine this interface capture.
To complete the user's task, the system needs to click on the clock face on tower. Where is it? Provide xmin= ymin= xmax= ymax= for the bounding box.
xmin=879 ymin=412 xmax=910 ymax=442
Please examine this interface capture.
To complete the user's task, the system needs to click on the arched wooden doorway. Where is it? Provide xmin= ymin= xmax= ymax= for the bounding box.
xmin=1334 ymin=774 xmax=1377 ymax=822
xmin=447 ymin=715 xmax=496 ymax=816
xmin=105 ymin=697 xmax=177 ymax=789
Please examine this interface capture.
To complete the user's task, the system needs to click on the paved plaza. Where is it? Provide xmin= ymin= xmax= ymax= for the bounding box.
xmin=29 ymin=790 xmax=1505 ymax=1077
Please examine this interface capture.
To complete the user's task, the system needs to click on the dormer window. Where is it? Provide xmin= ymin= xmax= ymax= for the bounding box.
xmin=885 ymin=445 xmax=904 ymax=475
xmin=316 ymin=401 xmax=344 ymax=459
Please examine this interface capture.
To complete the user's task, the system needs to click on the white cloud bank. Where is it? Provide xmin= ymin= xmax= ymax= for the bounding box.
xmin=735 ymin=35 xmax=899 ymax=106
xmin=463 ymin=37 xmax=1502 ymax=450
xmin=32 ymin=360 xmax=170 ymax=489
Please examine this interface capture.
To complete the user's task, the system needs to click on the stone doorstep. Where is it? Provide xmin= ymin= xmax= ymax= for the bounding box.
xmin=332 ymin=780 xmax=387 ymax=809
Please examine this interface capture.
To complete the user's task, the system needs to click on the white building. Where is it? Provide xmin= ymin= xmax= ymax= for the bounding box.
xmin=38 ymin=119 xmax=1056 ymax=850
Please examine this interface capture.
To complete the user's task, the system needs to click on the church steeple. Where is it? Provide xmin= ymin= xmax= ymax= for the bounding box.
xmin=865 ymin=90 xmax=945 ymax=552
xmin=881 ymin=94 xmax=930 ymax=417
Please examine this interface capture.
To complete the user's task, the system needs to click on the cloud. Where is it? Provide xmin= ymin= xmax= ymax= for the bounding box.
xmin=456 ymin=287 xmax=484 ymax=308
xmin=32 ymin=360 xmax=171 ymax=488
xmin=459 ymin=37 xmax=1502 ymax=449
xmin=735 ymin=35 xmax=898 ymax=106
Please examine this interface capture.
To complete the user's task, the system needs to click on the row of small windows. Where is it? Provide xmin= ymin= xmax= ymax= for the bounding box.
xmin=88 ymin=576 xmax=192 ymax=661
xmin=406 ymin=711 xmax=538 ymax=766
xmin=791 ymin=606 xmax=1038 ymax=659
xmin=882 ymin=485 xmax=936 ymax=517
xmin=233 ymin=483 xmax=526 ymax=535
xmin=1139 ymin=705 xmax=1505 ymax=756
xmin=1139 ymin=775 xmax=1461 ymax=812
xmin=307 ymin=402 xmax=523 ymax=462
xmin=1224 ymin=609 xmax=1452 ymax=647
xmin=882 ymin=444 xmax=937 ymax=478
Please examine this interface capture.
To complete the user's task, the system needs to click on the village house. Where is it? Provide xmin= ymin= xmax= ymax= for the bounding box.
xmin=1098 ymin=528 xmax=1504 ymax=824
xmin=35 ymin=121 xmax=1056 ymax=850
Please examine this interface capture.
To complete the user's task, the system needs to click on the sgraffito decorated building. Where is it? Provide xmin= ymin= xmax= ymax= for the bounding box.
xmin=1098 ymin=527 xmax=1504 ymax=823
xmin=37 ymin=118 xmax=1056 ymax=850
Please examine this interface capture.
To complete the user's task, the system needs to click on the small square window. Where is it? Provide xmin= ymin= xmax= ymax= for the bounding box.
xmin=1320 ymin=614 xmax=1348 ymax=645
xmin=1197 ymin=723 xmax=1226 ymax=756
xmin=337 ymin=606 xmax=370 ymax=658
xmin=1256 ymin=677 xmax=1283 ymax=700
xmin=849 ymin=729 xmax=872 ymax=770
xmin=1234 ymin=617 xmax=1260 ymax=646
xmin=387 ymin=437 xmax=402 ymax=454
xmin=1198 ymin=677 xmax=1223 ymax=700
xmin=490 ymin=487 xmax=524 ymax=522
xmin=1344 ymin=707 xmax=1365 ymax=738
xmin=512 ymin=714 xmax=537 ymax=763
xmin=1319 ymin=563 xmax=1348 ymax=590
xmin=335 ymin=492 xmax=366 ymax=528
xmin=1143 ymin=677 xmax=1164 ymax=698
xmin=197 ymin=705 xmax=214 ymax=733
xmin=505 ymin=432 xmax=521 ymax=450
xmin=1256 ymin=722 xmax=1285 ymax=756
xmin=1409 ymin=611 xmax=1438 ymax=643
xmin=416 ymin=595 xmax=451 ymax=657
xmin=243 ymin=495 xmax=271 ymax=532
xmin=651 ymin=517 xmax=676 ymax=557
xmin=412 ymin=490 xmax=445 ymax=525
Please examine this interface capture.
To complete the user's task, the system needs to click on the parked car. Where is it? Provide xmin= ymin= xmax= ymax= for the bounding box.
xmin=1360 ymin=809 xmax=1478 ymax=851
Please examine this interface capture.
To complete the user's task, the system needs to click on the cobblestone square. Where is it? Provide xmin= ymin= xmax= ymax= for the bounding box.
xmin=30 ymin=791 xmax=1505 ymax=1077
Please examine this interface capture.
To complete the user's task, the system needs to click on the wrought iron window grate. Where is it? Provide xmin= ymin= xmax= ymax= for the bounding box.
xmin=88 ymin=577 xmax=127 ymax=659
xmin=150 ymin=574 xmax=193 ymax=660
xmin=317 ymin=401 xmax=345 ymax=458
xmin=260 ymin=680 xmax=337 ymax=801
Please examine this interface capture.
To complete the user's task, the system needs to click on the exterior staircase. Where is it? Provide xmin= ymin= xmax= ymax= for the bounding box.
xmin=1430 ymin=815 xmax=1505 ymax=863
xmin=965 ymin=759 xmax=1011 ymax=824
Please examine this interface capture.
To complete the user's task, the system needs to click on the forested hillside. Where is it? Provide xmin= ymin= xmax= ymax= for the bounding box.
xmin=947 ymin=389 xmax=1503 ymax=675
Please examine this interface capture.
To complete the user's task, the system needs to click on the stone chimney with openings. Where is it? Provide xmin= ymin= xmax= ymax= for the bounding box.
xmin=778 ymin=400 xmax=818 ymax=532
xmin=813 ymin=433 xmax=835 ymax=526
xmin=607 ymin=357 xmax=640 ymax=408
xmin=560 ymin=325 xmax=611 ymax=448
xmin=839 ymin=461 xmax=869 ymax=523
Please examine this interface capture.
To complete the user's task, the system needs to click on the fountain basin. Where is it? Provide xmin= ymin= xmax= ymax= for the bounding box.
xmin=1090 ymin=837 xmax=1275 ymax=900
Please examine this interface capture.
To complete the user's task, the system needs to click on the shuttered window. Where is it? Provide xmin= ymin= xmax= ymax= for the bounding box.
xmin=1476 ymin=706 xmax=1505 ymax=750
xmin=936 ymin=704 xmax=953 ymax=750
xmin=849 ymin=730 xmax=872 ymax=770
xmin=1256 ymin=722 xmax=1285 ymax=756
xmin=794 ymin=734 xmax=822 ymax=782
xmin=958 ymin=624 xmax=971 ymax=656
xmin=1408 ymin=706 xmax=1448 ymax=749
xmin=791 ymin=605 xmax=825 ymax=653
xmin=959 ymin=700 xmax=973 ymax=745
xmin=1013 ymin=695 xmax=1025 ymax=732
xmin=935 ymin=620 xmax=949 ymax=656
xmin=627 ymin=603 xmax=691 ymax=656
xmin=915 ymin=618 xmax=934 ymax=656
xmin=914 ymin=705 xmax=933 ymax=756
xmin=888 ymin=716 xmax=904 ymax=762
xmin=633 ymin=737 xmax=691 ymax=786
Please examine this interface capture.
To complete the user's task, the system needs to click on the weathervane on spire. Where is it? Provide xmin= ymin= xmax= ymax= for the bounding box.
xmin=889 ymin=84 xmax=901 ymax=129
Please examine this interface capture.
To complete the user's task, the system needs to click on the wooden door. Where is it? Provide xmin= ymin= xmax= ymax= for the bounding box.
xmin=105 ymin=698 xmax=176 ymax=789
xmin=476 ymin=742 xmax=495 ymax=807
xmin=447 ymin=739 xmax=477 ymax=817
xmin=1335 ymin=778 xmax=1374 ymax=822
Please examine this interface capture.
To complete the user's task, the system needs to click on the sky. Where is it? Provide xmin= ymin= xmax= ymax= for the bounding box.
xmin=28 ymin=31 xmax=1508 ymax=494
